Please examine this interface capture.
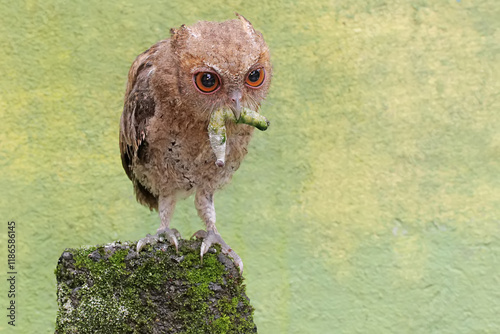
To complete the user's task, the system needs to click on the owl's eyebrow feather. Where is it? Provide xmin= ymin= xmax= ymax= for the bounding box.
xmin=202 ymin=55 xmax=261 ymax=79
xmin=203 ymin=62 xmax=229 ymax=77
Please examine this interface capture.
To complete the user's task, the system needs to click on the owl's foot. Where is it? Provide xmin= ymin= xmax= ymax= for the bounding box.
xmin=136 ymin=227 xmax=181 ymax=253
xmin=192 ymin=229 xmax=243 ymax=274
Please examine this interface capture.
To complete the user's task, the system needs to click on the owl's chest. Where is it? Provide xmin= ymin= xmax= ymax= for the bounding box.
xmin=147 ymin=115 xmax=251 ymax=173
xmin=163 ymin=120 xmax=252 ymax=164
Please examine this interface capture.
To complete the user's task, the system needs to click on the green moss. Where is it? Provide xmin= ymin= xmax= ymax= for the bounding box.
xmin=72 ymin=246 xmax=97 ymax=269
xmin=55 ymin=240 xmax=256 ymax=333
xmin=210 ymin=315 xmax=231 ymax=333
xmin=108 ymin=248 xmax=129 ymax=268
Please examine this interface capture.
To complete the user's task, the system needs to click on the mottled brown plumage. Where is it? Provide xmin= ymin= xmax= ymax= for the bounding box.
xmin=119 ymin=14 xmax=272 ymax=272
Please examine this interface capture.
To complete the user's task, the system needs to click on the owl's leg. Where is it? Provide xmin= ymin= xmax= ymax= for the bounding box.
xmin=136 ymin=195 xmax=180 ymax=252
xmin=192 ymin=189 xmax=243 ymax=273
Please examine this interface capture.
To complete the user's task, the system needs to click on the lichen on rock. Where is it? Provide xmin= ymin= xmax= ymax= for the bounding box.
xmin=54 ymin=239 xmax=257 ymax=333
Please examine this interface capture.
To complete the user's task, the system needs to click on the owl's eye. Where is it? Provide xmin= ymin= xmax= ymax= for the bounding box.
xmin=245 ymin=68 xmax=265 ymax=88
xmin=194 ymin=72 xmax=220 ymax=93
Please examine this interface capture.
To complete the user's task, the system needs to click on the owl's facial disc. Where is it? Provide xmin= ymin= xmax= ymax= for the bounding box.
xmin=191 ymin=64 xmax=268 ymax=120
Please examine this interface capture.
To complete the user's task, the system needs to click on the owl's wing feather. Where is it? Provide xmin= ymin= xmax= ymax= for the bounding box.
xmin=119 ymin=46 xmax=160 ymax=210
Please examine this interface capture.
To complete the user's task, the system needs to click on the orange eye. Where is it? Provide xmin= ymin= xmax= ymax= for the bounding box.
xmin=194 ymin=72 xmax=220 ymax=93
xmin=245 ymin=68 xmax=265 ymax=88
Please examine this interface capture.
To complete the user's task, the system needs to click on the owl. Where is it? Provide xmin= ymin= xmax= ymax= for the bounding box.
xmin=119 ymin=14 xmax=272 ymax=273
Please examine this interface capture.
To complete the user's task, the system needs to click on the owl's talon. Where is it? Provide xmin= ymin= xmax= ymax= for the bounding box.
xmin=192 ymin=230 xmax=208 ymax=239
xmin=136 ymin=227 xmax=180 ymax=253
xmin=192 ymin=229 xmax=243 ymax=274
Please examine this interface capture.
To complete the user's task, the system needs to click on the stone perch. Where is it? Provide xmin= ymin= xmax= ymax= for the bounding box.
xmin=54 ymin=238 xmax=257 ymax=333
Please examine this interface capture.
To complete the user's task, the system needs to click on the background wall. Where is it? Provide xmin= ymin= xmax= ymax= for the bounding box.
xmin=1 ymin=0 xmax=499 ymax=333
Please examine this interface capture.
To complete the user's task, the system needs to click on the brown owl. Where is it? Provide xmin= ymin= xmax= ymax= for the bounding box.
xmin=119 ymin=14 xmax=272 ymax=272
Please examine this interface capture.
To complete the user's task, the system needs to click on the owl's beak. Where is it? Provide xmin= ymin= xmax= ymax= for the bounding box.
xmin=229 ymin=90 xmax=242 ymax=120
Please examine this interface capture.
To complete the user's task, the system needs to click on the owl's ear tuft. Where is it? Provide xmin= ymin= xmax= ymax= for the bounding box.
xmin=235 ymin=13 xmax=256 ymax=36
xmin=171 ymin=24 xmax=188 ymax=37
xmin=171 ymin=24 xmax=199 ymax=41
xmin=171 ymin=24 xmax=192 ymax=51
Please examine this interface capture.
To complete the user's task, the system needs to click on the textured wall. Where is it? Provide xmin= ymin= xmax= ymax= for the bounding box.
xmin=1 ymin=1 xmax=499 ymax=333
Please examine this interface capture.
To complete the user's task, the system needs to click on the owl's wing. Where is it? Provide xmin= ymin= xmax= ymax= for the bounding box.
xmin=119 ymin=46 xmax=159 ymax=209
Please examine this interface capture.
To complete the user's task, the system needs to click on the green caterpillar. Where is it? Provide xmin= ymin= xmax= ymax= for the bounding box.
xmin=208 ymin=108 xmax=269 ymax=167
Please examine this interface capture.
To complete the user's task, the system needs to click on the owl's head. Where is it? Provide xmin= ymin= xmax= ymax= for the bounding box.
xmin=170 ymin=14 xmax=272 ymax=119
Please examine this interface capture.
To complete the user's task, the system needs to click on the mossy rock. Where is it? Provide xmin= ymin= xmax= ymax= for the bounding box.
xmin=54 ymin=238 xmax=257 ymax=333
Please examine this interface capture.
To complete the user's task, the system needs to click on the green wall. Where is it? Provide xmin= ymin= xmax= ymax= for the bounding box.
xmin=1 ymin=0 xmax=499 ymax=332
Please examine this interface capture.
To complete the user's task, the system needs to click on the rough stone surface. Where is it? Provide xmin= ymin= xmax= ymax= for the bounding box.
xmin=54 ymin=239 xmax=257 ymax=333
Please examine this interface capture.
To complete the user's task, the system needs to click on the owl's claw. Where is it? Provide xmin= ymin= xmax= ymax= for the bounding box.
xmin=192 ymin=229 xmax=243 ymax=274
xmin=136 ymin=227 xmax=181 ymax=253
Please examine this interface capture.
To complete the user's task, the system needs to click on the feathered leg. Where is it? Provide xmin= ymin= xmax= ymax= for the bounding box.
xmin=192 ymin=188 xmax=243 ymax=273
xmin=137 ymin=195 xmax=180 ymax=252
